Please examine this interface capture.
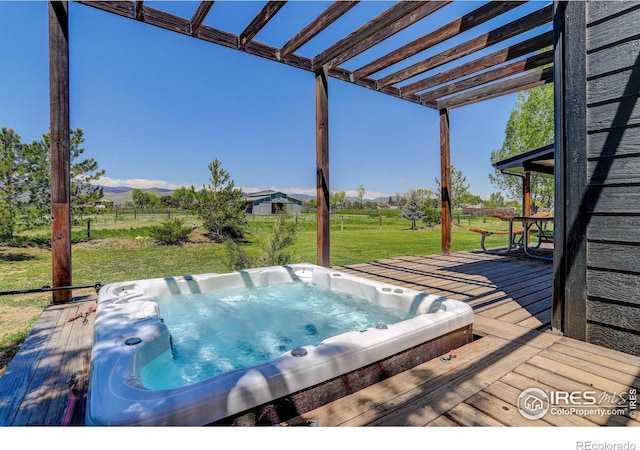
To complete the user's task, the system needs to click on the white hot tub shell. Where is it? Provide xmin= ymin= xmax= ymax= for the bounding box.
xmin=86 ymin=263 xmax=473 ymax=426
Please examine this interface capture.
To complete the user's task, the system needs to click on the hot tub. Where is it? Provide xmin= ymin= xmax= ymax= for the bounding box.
xmin=86 ymin=263 xmax=473 ymax=426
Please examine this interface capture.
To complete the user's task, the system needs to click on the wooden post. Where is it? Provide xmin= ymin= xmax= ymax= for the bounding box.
xmin=523 ymin=172 xmax=531 ymax=216
xmin=49 ymin=1 xmax=72 ymax=303
xmin=524 ymin=171 xmax=531 ymax=242
xmin=439 ymin=108 xmax=452 ymax=254
xmin=315 ymin=66 xmax=330 ymax=267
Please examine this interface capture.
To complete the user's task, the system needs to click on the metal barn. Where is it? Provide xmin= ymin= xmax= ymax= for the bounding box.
xmin=245 ymin=190 xmax=304 ymax=215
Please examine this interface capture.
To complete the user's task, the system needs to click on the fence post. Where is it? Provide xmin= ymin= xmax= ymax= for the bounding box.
xmin=87 ymin=219 xmax=91 ymax=239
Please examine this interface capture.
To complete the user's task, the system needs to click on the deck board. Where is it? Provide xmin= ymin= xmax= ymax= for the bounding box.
xmin=1 ymin=251 xmax=638 ymax=426
xmin=0 ymin=297 xmax=95 ymax=426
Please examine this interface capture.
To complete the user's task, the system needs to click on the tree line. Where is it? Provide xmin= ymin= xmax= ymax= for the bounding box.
xmin=0 ymin=127 xmax=104 ymax=240
xmin=1 ymin=83 xmax=552 ymax=242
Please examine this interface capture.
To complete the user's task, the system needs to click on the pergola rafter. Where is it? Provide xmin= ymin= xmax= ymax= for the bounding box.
xmin=352 ymin=1 xmax=524 ymax=82
xmin=322 ymin=1 xmax=451 ymax=69
xmin=310 ymin=1 xmax=430 ymax=70
xmin=279 ymin=1 xmax=360 ymax=60
xmin=188 ymin=1 xmax=213 ymax=36
xmin=401 ymin=30 xmax=553 ymax=97
xmin=239 ymin=1 xmax=286 ymax=49
xmin=49 ymin=0 xmax=554 ymax=301
xmin=377 ymin=3 xmax=553 ymax=89
xmin=436 ymin=65 xmax=553 ymax=110
xmin=419 ymin=49 xmax=553 ymax=104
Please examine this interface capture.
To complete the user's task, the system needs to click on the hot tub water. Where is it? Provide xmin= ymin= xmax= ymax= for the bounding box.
xmin=141 ymin=281 xmax=409 ymax=390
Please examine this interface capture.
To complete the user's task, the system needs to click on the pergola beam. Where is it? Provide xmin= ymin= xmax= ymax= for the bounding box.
xmin=401 ymin=30 xmax=553 ymax=97
xmin=437 ymin=66 xmax=554 ymax=110
xmin=312 ymin=1 xmax=427 ymax=70
xmin=138 ymin=4 xmax=192 ymax=34
xmin=378 ymin=3 xmax=553 ymax=89
xmin=49 ymin=1 xmax=72 ymax=303
xmin=239 ymin=1 xmax=286 ymax=49
xmin=279 ymin=1 xmax=359 ymax=60
xmin=353 ymin=1 xmax=523 ymax=81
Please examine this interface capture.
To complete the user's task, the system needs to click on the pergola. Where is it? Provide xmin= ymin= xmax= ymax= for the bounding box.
xmin=48 ymin=1 xmax=554 ymax=302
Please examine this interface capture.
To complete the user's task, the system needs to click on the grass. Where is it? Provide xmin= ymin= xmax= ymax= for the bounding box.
xmin=0 ymin=210 xmax=517 ymax=376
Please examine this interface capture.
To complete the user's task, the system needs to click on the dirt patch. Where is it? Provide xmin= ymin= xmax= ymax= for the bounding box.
xmin=187 ymin=229 xmax=213 ymax=244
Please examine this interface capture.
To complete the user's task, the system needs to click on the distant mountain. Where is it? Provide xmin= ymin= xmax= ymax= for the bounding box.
xmin=287 ymin=193 xmax=314 ymax=201
xmin=100 ymin=186 xmax=175 ymax=205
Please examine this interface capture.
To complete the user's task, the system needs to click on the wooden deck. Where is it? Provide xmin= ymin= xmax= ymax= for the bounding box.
xmin=1 ymin=251 xmax=638 ymax=426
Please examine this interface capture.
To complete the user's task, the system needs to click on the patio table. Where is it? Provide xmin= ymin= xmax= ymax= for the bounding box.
xmin=511 ymin=215 xmax=554 ymax=260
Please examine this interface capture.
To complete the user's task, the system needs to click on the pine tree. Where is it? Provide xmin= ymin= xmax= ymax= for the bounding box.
xmin=401 ymin=191 xmax=424 ymax=230
xmin=193 ymin=159 xmax=247 ymax=243
xmin=0 ymin=128 xmax=30 ymax=239
xmin=0 ymin=127 xmax=106 ymax=237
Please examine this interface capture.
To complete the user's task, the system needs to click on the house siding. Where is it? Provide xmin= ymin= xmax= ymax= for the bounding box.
xmin=583 ymin=1 xmax=640 ymax=355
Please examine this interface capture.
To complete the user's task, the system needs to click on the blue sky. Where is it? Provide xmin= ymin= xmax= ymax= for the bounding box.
xmin=0 ymin=1 xmax=550 ymax=200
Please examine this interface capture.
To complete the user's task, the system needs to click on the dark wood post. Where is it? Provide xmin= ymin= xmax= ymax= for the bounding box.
xmin=551 ymin=1 xmax=565 ymax=334
xmin=315 ymin=65 xmax=330 ymax=267
xmin=439 ymin=108 xmax=452 ymax=254
xmin=49 ymin=1 xmax=72 ymax=303
xmin=554 ymin=0 xmax=588 ymax=339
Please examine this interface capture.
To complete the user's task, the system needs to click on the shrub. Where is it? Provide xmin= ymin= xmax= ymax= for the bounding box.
xmin=422 ymin=208 xmax=441 ymax=227
xmin=223 ymin=239 xmax=256 ymax=271
xmin=149 ymin=218 xmax=192 ymax=245
xmin=258 ymin=215 xmax=299 ymax=266
xmin=223 ymin=215 xmax=298 ymax=271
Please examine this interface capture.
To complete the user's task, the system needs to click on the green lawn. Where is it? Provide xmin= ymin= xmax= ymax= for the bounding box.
xmin=1 ymin=211 xmax=518 ymax=289
xmin=0 ymin=210 xmax=516 ymax=375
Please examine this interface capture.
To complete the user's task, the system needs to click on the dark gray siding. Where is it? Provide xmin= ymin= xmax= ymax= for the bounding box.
xmin=584 ymin=1 xmax=640 ymax=355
